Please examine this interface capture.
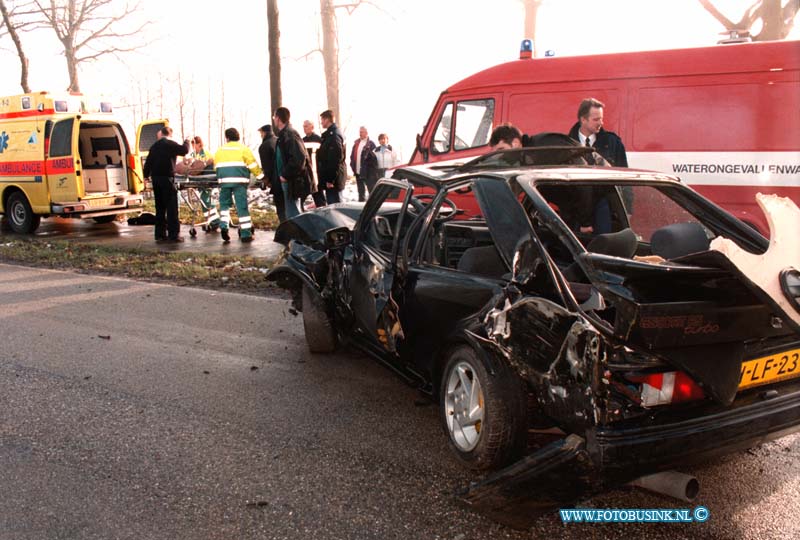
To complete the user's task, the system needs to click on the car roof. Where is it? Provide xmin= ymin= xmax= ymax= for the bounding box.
xmin=395 ymin=147 xmax=682 ymax=186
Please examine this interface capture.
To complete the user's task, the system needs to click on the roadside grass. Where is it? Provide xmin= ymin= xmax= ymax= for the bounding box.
xmin=0 ymin=238 xmax=280 ymax=295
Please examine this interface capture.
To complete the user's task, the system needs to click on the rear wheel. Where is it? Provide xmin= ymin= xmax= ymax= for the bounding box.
xmin=6 ymin=192 xmax=40 ymax=233
xmin=440 ymin=345 xmax=527 ymax=471
xmin=301 ymin=284 xmax=337 ymax=353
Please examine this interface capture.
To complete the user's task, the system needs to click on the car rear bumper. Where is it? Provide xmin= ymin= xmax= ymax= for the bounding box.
xmin=591 ymin=382 xmax=800 ymax=484
xmin=460 ymin=383 xmax=800 ymax=528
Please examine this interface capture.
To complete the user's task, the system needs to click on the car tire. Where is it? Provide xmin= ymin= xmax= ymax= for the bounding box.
xmin=6 ymin=192 xmax=41 ymax=234
xmin=301 ymin=284 xmax=337 ymax=353
xmin=440 ymin=345 xmax=527 ymax=471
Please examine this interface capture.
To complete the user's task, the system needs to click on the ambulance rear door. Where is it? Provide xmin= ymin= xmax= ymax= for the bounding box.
xmin=135 ymin=119 xmax=168 ymax=188
xmin=45 ymin=117 xmax=80 ymax=203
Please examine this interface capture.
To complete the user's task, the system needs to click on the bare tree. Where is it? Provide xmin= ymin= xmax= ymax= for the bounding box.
xmin=177 ymin=71 xmax=186 ymax=139
xmin=32 ymin=0 xmax=148 ymax=92
xmin=320 ymin=0 xmax=339 ymax=117
xmin=317 ymin=1 xmax=381 ymax=119
xmin=267 ymin=0 xmax=281 ymax=115
xmin=520 ymin=0 xmax=544 ymax=54
xmin=219 ymin=80 xmax=226 ymax=146
xmin=0 ymin=0 xmax=40 ymax=93
xmin=699 ymin=0 xmax=799 ymax=41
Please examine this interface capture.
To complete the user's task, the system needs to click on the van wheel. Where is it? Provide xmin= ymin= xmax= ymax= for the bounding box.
xmin=440 ymin=346 xmax=527 ymax=471
xmin=301 ymin=284 xmax=337 ymax=353
xmin=6 ymin=192 xmax=41 ymax=233
xmin=92 ymin=215 xmax=117 ymax=224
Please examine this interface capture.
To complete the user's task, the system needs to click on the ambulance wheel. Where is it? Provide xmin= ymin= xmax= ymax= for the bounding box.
xmin=6 ymin=192 xmax=40 ymax=234
xmin=439 ymin=346 xmax=528 ymax=471
xmin=189 ymin=228 xmax=197 ymax=237
xmin=92 ymin=215 xmax=116 ymax=224
xmin=301 ymin=284 xmax=337 ymax=353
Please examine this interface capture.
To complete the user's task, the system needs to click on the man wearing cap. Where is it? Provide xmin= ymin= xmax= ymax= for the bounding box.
xmin=258 ymin=124 xmax=283 ymax=222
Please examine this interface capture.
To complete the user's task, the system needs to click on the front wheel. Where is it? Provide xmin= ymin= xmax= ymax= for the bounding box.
xmin=6 ymin=192 xmax=41 ymax=233
xmin=301 ymin=284 xmax=337 ymax=353
xmin=440 ymin=346 xmax=527 ymax=471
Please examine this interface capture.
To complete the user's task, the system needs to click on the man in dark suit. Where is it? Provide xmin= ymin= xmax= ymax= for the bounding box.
xmin=142 ymin=127 xmax=190 ymax=242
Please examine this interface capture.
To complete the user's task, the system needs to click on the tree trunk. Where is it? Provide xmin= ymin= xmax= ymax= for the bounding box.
xmin=0 ymin=0 xmax=32 ymax=93
xmin=521 ymin=0 xmax=543 ymax=55
xmin=65 ymin=44 xmax=80 ymax=92
xmin=267 ymin=0 xmax=282 ymax=114
xmin=320 ymin=0 xmax=340 ymax=117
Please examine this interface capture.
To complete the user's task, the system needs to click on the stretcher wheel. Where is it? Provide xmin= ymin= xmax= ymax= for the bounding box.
xmin=189 ymin=227 xmax=197 ymax=237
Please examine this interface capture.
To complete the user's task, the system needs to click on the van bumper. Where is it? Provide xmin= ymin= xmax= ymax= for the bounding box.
xmin=52 ymin=194 xmax=144 ymax=217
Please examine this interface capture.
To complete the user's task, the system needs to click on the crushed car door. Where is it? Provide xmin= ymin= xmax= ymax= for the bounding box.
xmin=349 ymin=179 xmax=415 ymax=356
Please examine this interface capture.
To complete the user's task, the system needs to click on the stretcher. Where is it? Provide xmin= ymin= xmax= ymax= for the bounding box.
xmin=175 ymin=173 xmax=219 ymax=237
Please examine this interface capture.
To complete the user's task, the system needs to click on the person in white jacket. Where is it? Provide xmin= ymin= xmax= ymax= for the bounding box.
xmin=374 ymin=133 xmax=398 ymax=179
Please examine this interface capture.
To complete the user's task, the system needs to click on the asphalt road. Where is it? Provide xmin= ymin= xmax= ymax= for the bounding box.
xmin=1 ymin=263 xmax=798 ymax=540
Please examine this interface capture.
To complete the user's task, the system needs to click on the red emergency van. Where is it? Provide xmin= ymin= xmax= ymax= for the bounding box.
xmin=410 ymin=40 xmax=800 ymax=233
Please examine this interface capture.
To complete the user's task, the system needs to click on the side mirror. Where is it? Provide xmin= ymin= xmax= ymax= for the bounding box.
xmin=325 ymin=226 xmax=351 ymax=250
xmin=415 ymin=133 xmax=429 ymax=162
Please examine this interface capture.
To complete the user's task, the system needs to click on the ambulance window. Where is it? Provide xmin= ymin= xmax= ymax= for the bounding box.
xmin=49 ymin=119 xmax=74 ymax=158
xmin=21 ymin=97 xmax=31 ymax=110
xmin=431 ymin=103 xmax=454 ymax=155
xmin=453 ymin=99 xmax=494 ymax=151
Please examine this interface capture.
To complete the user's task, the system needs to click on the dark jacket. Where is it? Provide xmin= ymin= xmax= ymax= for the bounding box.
xmin=258 ymin=126 xmax=279 ymax=194
xmin=302 ymin=133 xmax=322 ymax=145
xmin=318 ymin=123 xmax=347 ymax=191
xmin=568 ymin=123 xmax=628 ymax=167
xmin=276 ymin=123 xmax=311 ymax=200
xmin=143 ymin=137 xmax=190 ymax=178
xmin=349 ymin=138 xmax=378 ymax=181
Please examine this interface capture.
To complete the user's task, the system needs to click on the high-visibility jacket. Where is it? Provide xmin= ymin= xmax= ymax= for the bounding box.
xmin=214 ymin=141 xmax=263 ymax=184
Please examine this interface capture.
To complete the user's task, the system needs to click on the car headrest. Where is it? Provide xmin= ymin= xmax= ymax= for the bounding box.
xmin=650 ymin=222 xmax=710 ymax=260
xmin=586 ymin=228 xmax=638 ymax=259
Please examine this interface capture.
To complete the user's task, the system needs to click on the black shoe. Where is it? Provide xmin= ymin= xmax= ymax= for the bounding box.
xmin=168 ymin=236 xmax=184 ymax=243
xmin=221 ymin=229 xmax=230 ymax=243
xmin=241 ymin=236 xmax=254 ymax=243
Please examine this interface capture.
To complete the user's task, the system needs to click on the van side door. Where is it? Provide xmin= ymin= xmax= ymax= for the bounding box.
xmin=45 ymin=118 xmax=80 ymax=203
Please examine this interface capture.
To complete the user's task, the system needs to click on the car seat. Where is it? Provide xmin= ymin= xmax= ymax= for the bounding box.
xmin=457 ymin=245 xmax=507 ymax=278
xmin=650 ymin=222 xmax=710 ymax=260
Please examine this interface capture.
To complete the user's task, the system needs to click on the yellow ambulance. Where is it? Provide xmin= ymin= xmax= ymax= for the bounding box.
xmin=0 ymin=91 xmax=166 ymax=233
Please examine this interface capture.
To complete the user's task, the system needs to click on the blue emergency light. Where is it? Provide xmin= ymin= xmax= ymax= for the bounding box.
xmin=519 ymin=39 xmax=533 ymax=59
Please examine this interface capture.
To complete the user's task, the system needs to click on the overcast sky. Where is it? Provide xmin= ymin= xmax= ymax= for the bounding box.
xmin=1 ymin=0 xmax=797 ymax=157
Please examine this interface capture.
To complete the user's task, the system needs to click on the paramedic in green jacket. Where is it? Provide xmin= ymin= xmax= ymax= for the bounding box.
xmin=190 ymin=136 xmax=220 ymax=231
xmin=213 ymin=128 xmax=264 ymax=243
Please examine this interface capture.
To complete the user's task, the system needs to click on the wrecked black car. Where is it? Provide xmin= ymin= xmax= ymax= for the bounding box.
xmin=267 ymin=147 xmax=800 ymax=526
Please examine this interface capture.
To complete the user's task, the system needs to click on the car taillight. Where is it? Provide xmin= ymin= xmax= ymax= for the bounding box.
xmin=627 ymin=371 xmax=705 ymax=407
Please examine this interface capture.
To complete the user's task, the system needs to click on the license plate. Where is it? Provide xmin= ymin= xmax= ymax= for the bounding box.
xmin=739 ymin=348 xmax=800 ymax=390
xmin=86 ymin=197 xmax=113 ymax=208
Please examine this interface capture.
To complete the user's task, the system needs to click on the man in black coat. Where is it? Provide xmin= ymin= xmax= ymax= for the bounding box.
xmin=567 ymin=98 xmax=628 ymax=167
xmin=142 ymin=126 xmax=190 ymax=242
xmin=258 ymin=124 xmax=283 ymax=223
xmin=302 ymin=119 xmax=326 ymax=209
xmin=317 ymin=109 xmax=348 ymax=204
xmin=568 ymin=98 xmax=629 ymax=233
xmin=273 ymin=107 xmax=311 ymax=220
